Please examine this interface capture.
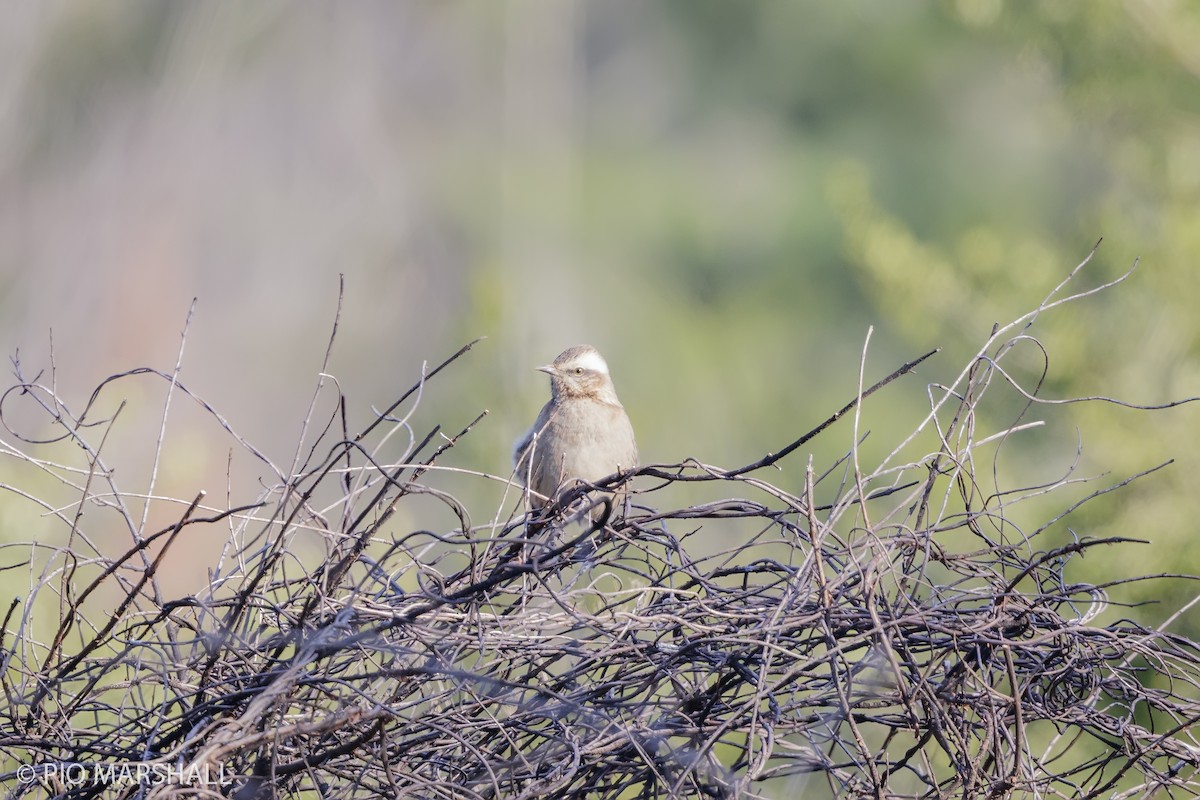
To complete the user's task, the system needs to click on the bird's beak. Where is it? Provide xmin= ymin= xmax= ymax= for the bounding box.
xmin=536 ymin=364 xmax=557 ymax=376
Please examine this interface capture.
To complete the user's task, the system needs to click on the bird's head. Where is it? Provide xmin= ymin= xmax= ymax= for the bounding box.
xmin=539 ymin=344 xmax=621 ymax=404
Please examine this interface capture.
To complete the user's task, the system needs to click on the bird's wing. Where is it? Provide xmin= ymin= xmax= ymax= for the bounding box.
xmin=512 ymin=401 xmax=554 ymax=480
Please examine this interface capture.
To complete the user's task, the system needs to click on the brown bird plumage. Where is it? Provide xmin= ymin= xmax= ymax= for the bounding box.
xmin=513 ymin=344 xmax=638 ymax=508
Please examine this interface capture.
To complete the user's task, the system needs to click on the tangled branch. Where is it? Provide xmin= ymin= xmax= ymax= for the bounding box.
xmin=3 ymin=253 xmax=1200 ymax=799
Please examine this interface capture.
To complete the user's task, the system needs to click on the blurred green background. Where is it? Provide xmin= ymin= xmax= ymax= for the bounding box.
xmin=2 ymin=1 xmax=1199 ymax=632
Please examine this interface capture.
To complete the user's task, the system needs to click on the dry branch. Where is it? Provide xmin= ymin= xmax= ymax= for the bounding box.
xmin=2 ymin=260 xmax=1200 ymax=799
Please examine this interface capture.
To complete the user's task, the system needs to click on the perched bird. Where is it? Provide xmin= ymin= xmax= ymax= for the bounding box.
xmin=513 ymin=344 xmax=638 ymax=509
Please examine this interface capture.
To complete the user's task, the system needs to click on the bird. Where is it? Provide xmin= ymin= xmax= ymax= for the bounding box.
xmin=513 ymin=344 xmax=638 ymax=510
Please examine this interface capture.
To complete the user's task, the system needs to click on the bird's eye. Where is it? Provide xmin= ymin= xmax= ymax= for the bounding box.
xmin=573 ymin=367 xmax=584 ymax=375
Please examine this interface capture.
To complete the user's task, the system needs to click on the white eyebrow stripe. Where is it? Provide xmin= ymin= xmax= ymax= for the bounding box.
xmin=572 ymin=349 xmax=609 ymax=374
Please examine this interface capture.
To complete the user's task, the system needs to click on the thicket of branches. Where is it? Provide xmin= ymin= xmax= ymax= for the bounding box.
xmin=3 ymin=253 xmax=1200 ymax=799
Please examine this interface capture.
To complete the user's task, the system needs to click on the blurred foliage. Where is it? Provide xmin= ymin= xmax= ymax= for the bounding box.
xmin=544 ymin=0 xmax=1200 ymax=629
xmin=2 ymin=1 xmax=1199 ymax=637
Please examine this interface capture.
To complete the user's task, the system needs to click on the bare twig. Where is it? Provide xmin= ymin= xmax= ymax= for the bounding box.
xmin=2 ymin=258 xmax=1199 ymax=800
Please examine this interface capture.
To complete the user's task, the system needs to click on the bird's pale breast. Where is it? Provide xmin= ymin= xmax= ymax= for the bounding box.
xmin=524 ymin=396 xmax=637 ymax=501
